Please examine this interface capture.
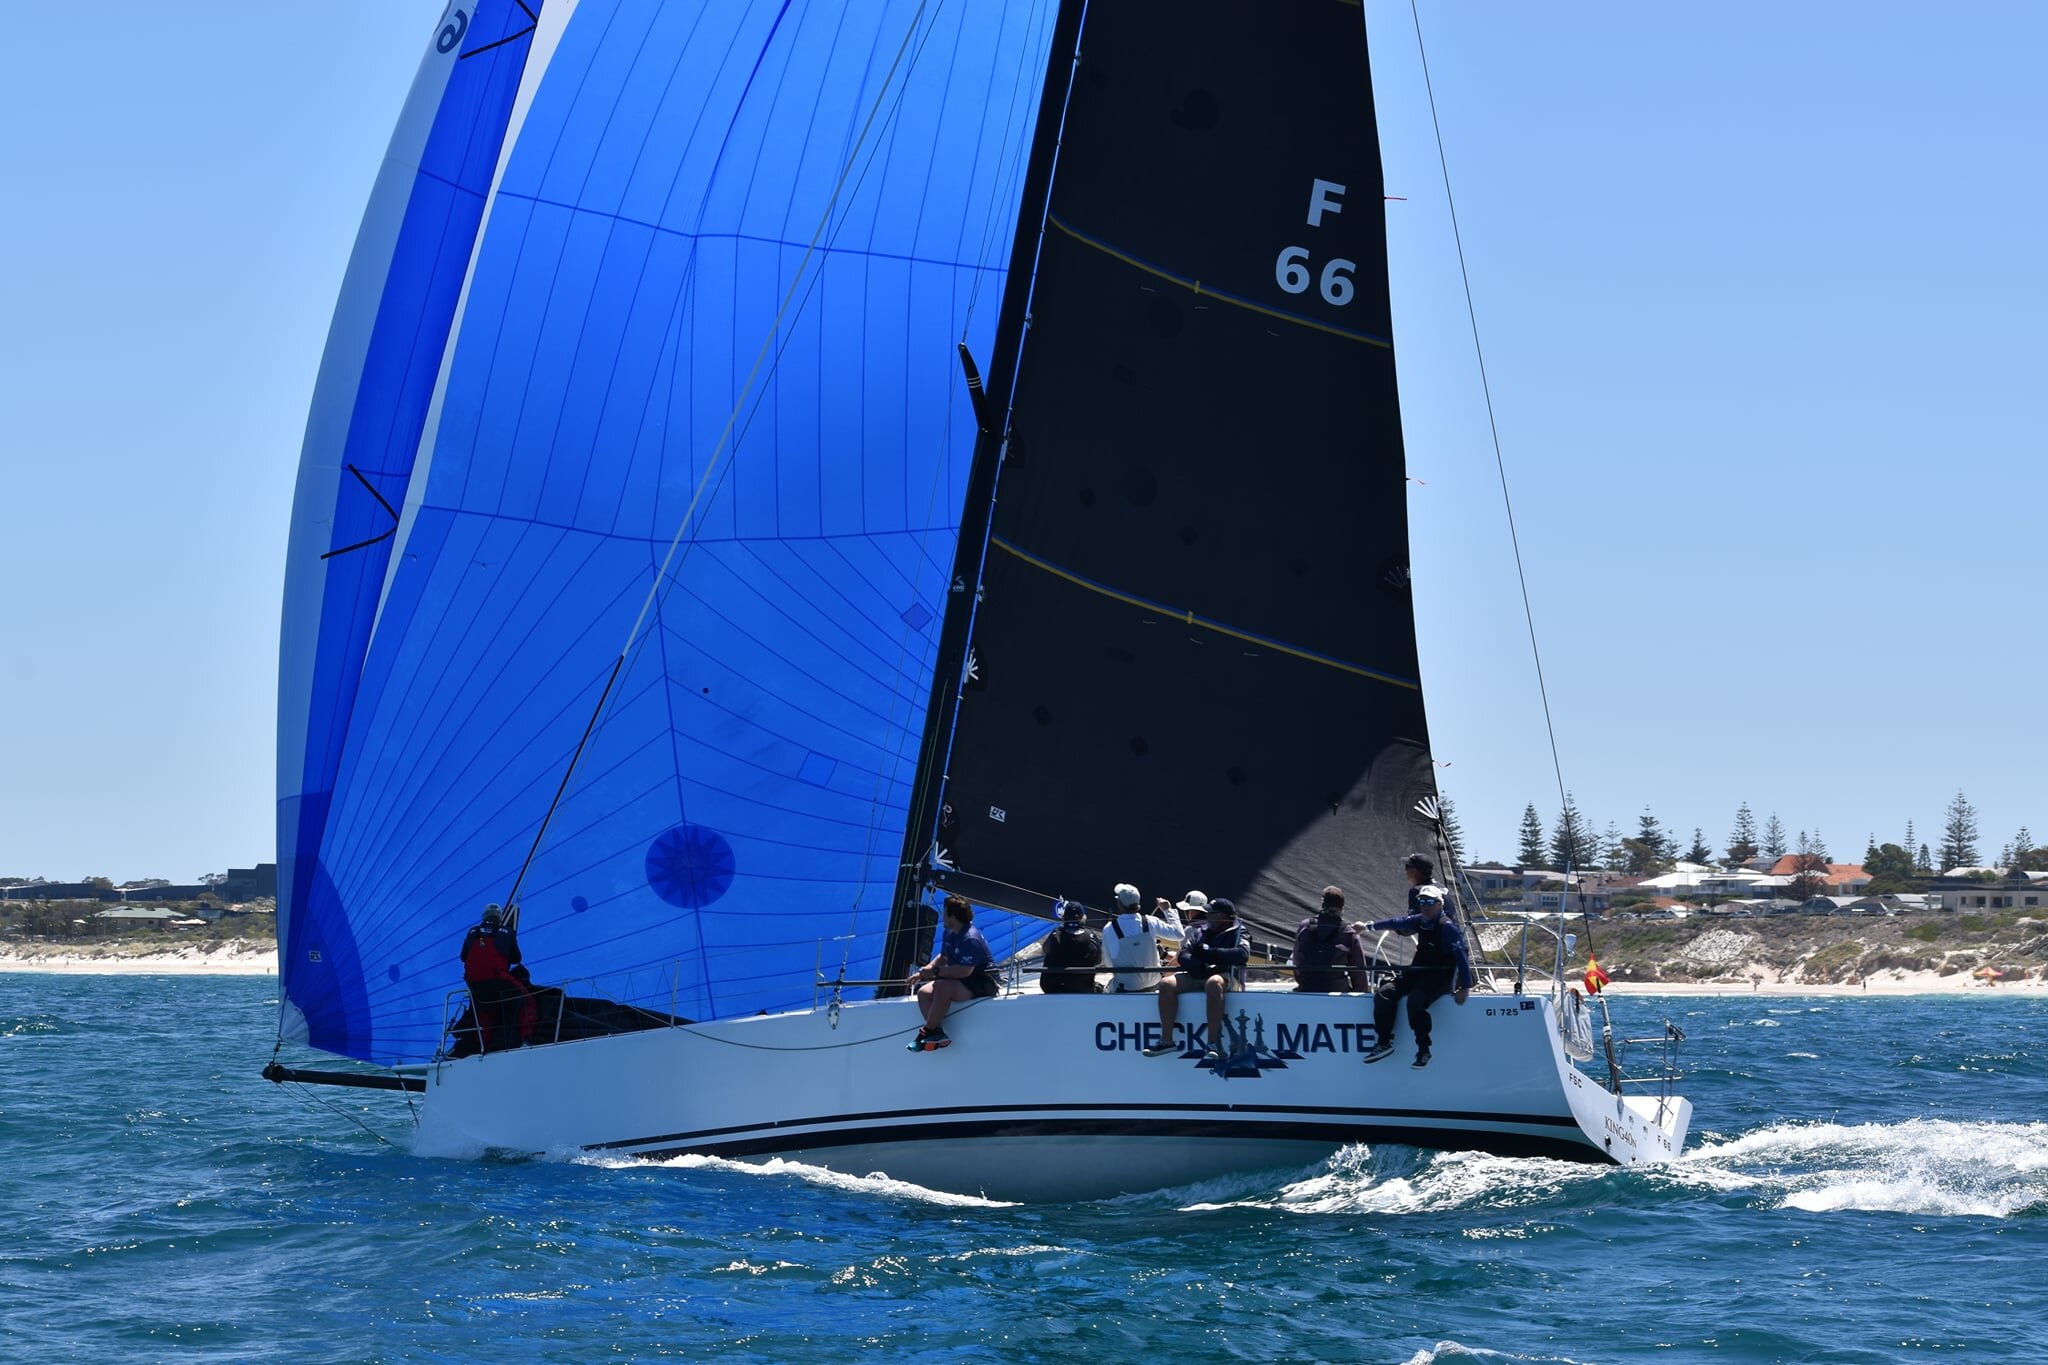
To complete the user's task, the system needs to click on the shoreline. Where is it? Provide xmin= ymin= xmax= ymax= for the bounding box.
xmin=1601 ymin=961 xmax=2044 ymax=997
xmin=0 ymin=947 xmax=2037 ymax=997
xmin=0 ymin=944 xmax=276 ymax=976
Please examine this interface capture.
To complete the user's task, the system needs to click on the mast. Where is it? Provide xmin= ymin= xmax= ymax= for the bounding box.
xmin=884 ymin=0 xmax=1090 ymax=982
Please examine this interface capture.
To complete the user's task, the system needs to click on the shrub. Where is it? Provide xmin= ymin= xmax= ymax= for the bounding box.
xmin=1800 ymin=940 xmax=1865 ymax=982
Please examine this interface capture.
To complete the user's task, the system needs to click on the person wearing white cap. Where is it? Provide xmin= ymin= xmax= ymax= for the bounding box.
xmin=1103 ymin=882 xmax=1183 ymax=994
xmin=1358 ymin=859 xmax=1473 ymax=1069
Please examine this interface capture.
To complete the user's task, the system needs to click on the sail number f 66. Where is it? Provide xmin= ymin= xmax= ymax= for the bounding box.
xmin=1275 ymin=178 xmax=1355 ymax=306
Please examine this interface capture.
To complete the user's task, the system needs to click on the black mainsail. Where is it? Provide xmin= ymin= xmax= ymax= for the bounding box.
xmin=892 ymin=0 xmax=1437 ymax=969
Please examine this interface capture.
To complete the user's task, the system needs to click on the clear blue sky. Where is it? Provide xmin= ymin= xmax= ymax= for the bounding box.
xmin=1 ymin=3 xmax=2040 ymax=883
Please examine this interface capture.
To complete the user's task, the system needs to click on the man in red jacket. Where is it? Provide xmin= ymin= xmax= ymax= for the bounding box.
xmin=460 ymin=903 xmax=525 ymax=1052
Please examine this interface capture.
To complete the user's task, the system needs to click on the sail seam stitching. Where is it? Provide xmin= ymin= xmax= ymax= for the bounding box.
xmin=989 ymin=535 xmax=1419 ymax=690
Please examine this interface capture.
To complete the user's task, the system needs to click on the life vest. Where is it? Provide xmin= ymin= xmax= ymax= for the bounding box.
xmin=1105 ymin=913 xmax=1168 ymax=989
xmin=1408 ymin=916 xmax=1463 ymax=974
xmin=462 ymin=926 xmax=519 ymax=984
xmin=1294 ymin=915 xmax=1357 ymax=990
xmin=1041 ymin=926 xmax=1102 ymax=993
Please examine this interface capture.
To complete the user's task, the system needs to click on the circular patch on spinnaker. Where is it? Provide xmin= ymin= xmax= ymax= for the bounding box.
xmin=387 ymin=965 xmax=403 ymax=983
xmin=571 ymin=895 xmax=589 ymax=914
xmin=646 ymin=824 xmax=737 ymax=908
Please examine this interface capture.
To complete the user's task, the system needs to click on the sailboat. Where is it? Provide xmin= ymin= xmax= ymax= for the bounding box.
xmin=267 ymin=0 xmax=1691 ymax=1200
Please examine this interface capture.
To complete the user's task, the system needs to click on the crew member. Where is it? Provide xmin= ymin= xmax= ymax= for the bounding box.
xmin=460 ymin=903 xmax=526 ymax=1052
xmin=1104 ymin=883 xmax=1182 ymax=992
xmin=1039 ymin=900 xmax=1103 ymax=993
xmin=1147 ymin=898 xmax=1250 ymax=1061
xmin=906 ymin=894 xmax=998 ymax=1051
xmin=1293 ymin=885 xmax=1369 ymax=992
xmin=1359 ymin=862 xmax=1472 ymax=1068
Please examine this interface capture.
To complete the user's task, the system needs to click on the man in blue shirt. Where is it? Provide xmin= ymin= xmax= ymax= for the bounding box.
xmin=1359 ymin=858 xmax=1472 ymax=1068
xmin=906 ymin=894 xmax=998 ymax=1051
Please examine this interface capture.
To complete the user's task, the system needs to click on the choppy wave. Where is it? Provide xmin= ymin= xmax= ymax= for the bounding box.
xmin=8 ymin=974 xmax=2048 ymax=1363
xmin=1673 ymin=1118 xmax=2048 ymax=1216
xmin=1183 ymin=1143 xmax=1609 ymax=1216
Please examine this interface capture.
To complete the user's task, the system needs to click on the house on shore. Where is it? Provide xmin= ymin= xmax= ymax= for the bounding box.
xmin=1929 ymin=869 xmax=2048 ymax=912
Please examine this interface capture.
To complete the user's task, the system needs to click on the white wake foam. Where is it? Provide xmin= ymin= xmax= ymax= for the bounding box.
xmin=1188 ymin=1144 xmax=1605 ymax=1215
xmin=1401 ymin=1343 xmax=1594 ymax=1364
xmin=1673 ymin=1118 xmax=2048 ymax=1217
xmin=573 ymin=1150 xmax=1016 ymax=1208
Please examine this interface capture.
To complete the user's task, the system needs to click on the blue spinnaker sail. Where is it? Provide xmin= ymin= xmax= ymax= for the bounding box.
xmin=278 ymin=0 xmax=547 ymax=1052
xmin=281 ymin=0 xmax=1058 ymax=1063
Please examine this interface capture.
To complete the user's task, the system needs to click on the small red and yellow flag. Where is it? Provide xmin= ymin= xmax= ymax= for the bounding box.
xmin=1583 ymin=954 xmax=1611 ymax=995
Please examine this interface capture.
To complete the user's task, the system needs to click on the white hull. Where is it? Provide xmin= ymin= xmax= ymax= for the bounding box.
xmin=418 ymin=988 xmax=1690 ymax=1201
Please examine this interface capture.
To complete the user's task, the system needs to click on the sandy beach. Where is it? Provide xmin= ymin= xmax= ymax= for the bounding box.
xmin=0 ymin=943 xmax=2038 ymax=996
xmin=1601 ymin=965 xmax=2043 ymax=998
xmin=0 ymin=942 xmax=276 ymax=976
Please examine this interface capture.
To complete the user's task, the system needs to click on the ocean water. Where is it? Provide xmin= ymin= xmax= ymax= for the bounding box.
xmin=2 ymin=977 xmax=2044 ymax=1363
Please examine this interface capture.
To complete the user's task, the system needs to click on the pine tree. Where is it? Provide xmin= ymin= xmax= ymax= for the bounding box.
xmin=1903 ymin=819 xmax=1916 ymax=858
xmin=2014 ymin=826 xmax=2036 ymax=866
xmin=1763 ymin=813 xmax=1788 ymax=860
xmin=1686 ymin=827 xmax=1713 ymax=864
xmin=1918 ymin=842 xmax=1933 ymax=874
xmin=1812 ymin=828 xmax=1829 ymax=862
xmin=1549 ymin=793 xmax=1592 ymax=871
xmin=1440 ymin=796 xmax=1467 ymax=867
xmin=1637 ymin=807 xmax=1677 ymax=860
xmin=1864 ymin=836 xmax=1881 ymax=868
xmin=1939 ymin=790 xmax=1980 ymax=870
xmin=1600 ymin=821 xmax=1626 ymax=871
xmin=1517 ymin=804 xmax=1546 ymax=868
xmin=1727 ymin=802 xmax=1760 ymax=866
xmin=1627 ymin=808 xmax=1674 ymax=873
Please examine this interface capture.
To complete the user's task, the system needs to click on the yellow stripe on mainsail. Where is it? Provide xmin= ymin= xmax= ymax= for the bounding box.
xmin=1045 ymin=214 xmax=1392 ymax=350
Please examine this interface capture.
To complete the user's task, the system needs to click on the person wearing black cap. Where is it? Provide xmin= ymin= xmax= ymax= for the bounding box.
xmin=1358 ymin=858 xmax=1472 ymax=1068
xmin=1039 ymin=899 xmax=1103 ymax=993
xmin=1292 ymin=885 xmax=1369 ymax=992
xmin=1146 ymin=898 xmax=1250 ymax=1061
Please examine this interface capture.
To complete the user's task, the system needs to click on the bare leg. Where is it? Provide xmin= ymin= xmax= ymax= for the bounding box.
xmin=924 ymin=979 xmax=971 ymax=1032
xmin=1205 ymin=975 xmax=1229 ymax=1051
xmin=1146 ymin=976 xmax=1183 ymax=1055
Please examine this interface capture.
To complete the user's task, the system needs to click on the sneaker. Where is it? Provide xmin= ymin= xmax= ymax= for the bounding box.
xmin=906 ymin=1028 xmax=929 ymax=1052
xmin=1412 ymin=1049 xmax=1431 ymax=1069
xmin=1201 ymin=1047 xmax=1223 ymax=1062
xmin=1141 ymin=1043 xmax=1179 ymax=1058
xmin=1361 ymin=1043 xmax=1395 ymax=1065
xmin=922 ymin=1029 xmax=951 ymax=1051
